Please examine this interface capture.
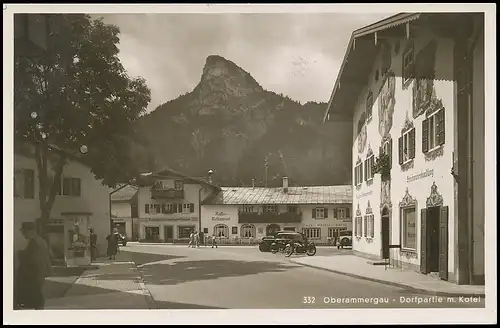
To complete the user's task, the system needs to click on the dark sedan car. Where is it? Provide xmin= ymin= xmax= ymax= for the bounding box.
xmin=258 ymin=231 xmax=292 ymax=252
xmin=117 ymin=233 xmax=127 ymax=246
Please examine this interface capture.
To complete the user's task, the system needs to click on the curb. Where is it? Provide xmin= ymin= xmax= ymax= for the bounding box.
xmin=290 ymin=260 xmax=485 ymax=298
xmin=129 ymin=262 xmax=158 ymax=309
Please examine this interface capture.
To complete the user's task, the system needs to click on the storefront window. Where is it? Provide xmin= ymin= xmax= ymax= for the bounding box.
xmin=178 ymin=226 xmax=194 ymax=239
xmin=302 ymin=228 xmax=321 ymax=239
xmin=145 ymin=226 xmax=160 ymax=241
xmin=241 ymin=224 xmax=256 ymax=238
xmin=214 ymin=224 xmax=229 ymax=238
xmin=401 ymin=207 xmax=417 ymax=250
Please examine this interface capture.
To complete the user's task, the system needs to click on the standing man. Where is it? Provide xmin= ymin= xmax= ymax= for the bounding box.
xmin=89 ymin=228 xmax=98 ymax=262
xmin=14 ymin=222 xmax=52 ymax=310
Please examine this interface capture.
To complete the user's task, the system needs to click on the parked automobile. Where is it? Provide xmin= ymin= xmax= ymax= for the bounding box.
xmin=337 ymin=230 xmax=352 ymax=249
xmin=270 ymin=232 xmax=298 ymax=254
xmin=117 ymin=233 xmax=128 ymax=246
xmin=283 ymin=232 xmax=316 ymax=257
xmin=258 ymin=231 xmax=288 ymax=252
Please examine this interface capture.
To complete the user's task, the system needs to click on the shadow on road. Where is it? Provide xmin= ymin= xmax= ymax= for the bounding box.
xmin=136 ymin=259 xmax=300 ymax=286
xmin=118 ymin=251 xmax=186 ymax=266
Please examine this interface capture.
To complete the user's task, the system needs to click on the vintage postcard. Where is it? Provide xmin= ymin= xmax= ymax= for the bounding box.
xmin=3 ymin=3 xmax=496 ymax=325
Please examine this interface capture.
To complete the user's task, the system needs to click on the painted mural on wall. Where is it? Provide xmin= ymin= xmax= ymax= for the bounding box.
xmin=381 ymin=40 xmax=392 ymax=76
xmin=357 ymin=124 xmax=367 ymax=154
xmin=378 ymin=71 xmax=396 ymax=137
xmin=412 ymin=41 xmax=438 ymax=118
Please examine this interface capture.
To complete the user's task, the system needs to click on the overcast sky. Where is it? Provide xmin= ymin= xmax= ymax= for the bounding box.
xmin=99 ymin=13 xmax=393 ymax=112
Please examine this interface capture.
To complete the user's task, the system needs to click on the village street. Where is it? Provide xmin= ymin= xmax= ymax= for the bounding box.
xmin=116 ymin=244 xmax=485 ymax=309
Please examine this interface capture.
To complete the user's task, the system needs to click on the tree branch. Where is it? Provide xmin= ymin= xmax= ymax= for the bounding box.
xmin=34 ymin=143 xmax=48 ymax=215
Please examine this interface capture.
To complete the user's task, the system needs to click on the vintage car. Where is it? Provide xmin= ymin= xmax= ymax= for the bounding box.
xmin=337 ymin=230 xmax=352 ymax=249
xmin=269 ymin=232 xmax=303 ymax=254
xmin=258 ymin=231 xmax=289 ymax=252
xmin=117 ymin=233 xmax=128 ymax=247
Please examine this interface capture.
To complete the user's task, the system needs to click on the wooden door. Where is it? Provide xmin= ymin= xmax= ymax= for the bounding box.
xmin=439 ymin=206 xmax=449 ymax=280
xmin=381 ymin=214 xmax=390 ymax=259
xmin=420 ymin=208 xmax=428 ymax=274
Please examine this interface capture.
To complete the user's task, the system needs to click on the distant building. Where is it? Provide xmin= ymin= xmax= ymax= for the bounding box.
xmin=110 ymin=185 xmax=139 ymax=241
xmin=14 ymin=143 xmax=110 ymax=267
xmin=135 ymin=168 xmax=221 ymax=242
xmin=324 ymin=13 xmax=484 ymax=285
xmin=201 ymin=177 xmax=352 ymax=244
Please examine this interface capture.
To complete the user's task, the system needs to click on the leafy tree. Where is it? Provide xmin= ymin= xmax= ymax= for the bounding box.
xmin=14 ymin=14 xmax=151 ymax=238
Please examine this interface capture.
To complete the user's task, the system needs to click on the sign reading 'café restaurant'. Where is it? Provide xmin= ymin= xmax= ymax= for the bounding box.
xmin=212 ymin=212 xmax=231 ymax=221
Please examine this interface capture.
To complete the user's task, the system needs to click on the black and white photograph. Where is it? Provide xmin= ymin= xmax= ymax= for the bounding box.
xmin=3 ymin=3 xmax=496 ymax=325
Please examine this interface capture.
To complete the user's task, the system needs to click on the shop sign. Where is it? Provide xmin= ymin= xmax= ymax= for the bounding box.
xmin=212 ymin=211 xmax=231 ymax=221
xmin=112 ymin=218 xmax=126 ymax=223
xmin=146 ymin=217 xmax=197 ymax=221
xmin=304 ymin=222 xmax=348 ymax=228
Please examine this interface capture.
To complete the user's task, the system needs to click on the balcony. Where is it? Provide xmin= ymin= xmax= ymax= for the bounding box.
xmin=238 ymin=211 xmax=302 ymax=224
xmin=150 ymin=188 xmax=184 ymax=200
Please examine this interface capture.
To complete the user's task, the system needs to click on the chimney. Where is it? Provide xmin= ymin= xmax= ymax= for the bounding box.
xmin=208 ymin=169 xmax=214 ymax=184
xmin=252 ymin=178 xmax=255 ymax=188
xmin=282 ymin=177 xmax=289 ymax=193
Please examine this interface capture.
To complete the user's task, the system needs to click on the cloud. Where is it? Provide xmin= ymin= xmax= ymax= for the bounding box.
xmin=97 ymin=12 xmax=393 ymax=111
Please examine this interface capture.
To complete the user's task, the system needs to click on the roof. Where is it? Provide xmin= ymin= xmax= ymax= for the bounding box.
xmin=111 ymin=185 xmax=138 ymax=202
xmin=203 ymin=185 xmax=352 ymax=206
xmin=323 ymin=12 xmax=482 ymax=122
xmin=14 ymin=140 xmax=91 ymax=168
xmin=137 ymin=166 xmax=221 ymax=191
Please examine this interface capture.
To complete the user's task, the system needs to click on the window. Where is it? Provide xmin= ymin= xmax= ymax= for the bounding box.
xmin=328 ymin=227 xmax=347 ymax=238
xmin=354 ymin=161 xmax=363 ymax=186
xmin=62 ymin=177 xmax=81 ymax=196
xmin=366 ymin=92 xmax=373 ymax=120
xmin=302 ymin=228 xmax=321 ymax=239
xmin=178 ymin=226 xmax=194 ymax=239
xmin=422 ymin=108 xmax=445 ymax=153
xmin=14 ymin=169 xmax=35 ymax=199
xmin=402 ymin=42 xmax=415 ymax=87
xmin=287 ymin=205 xmax=298 ymax=213
xmin=162 ymin=204 xmax=176 ymax=214
xmin=214 ymin=224 xmax=229 ymax=238
xmin=364 ymin=155 xmax=375 ymax=181
xmin=240 ymin=224 xmax=256 ymax=238
xmin=401 ymin=207 xmax=417 ymax=250
xmin=355 ymin=215 xmax=363 ymax=237
xmin=242 ymin=205 xmax=254 ymax=213
xmin=313 ymin=207 xmax=327 ymax=219
xmin=174 ymin=180 xmax=183 ymax=190
xmin=363 ymin=216 xmax=368 ymax=237
xmin=182 ymin=203 xmax=194 ymax=214
xmin=336 ymin=208 xmax=348 ymax=219
xmin=399 ymin=128 xmax=416 ymax=164
xmin=364 ymin=214 xmax=375 ymax=238
xmin=265 ymin=205 xmax=276 ymax=213
xmin=232 ymin=226 xmax=238 ymax=235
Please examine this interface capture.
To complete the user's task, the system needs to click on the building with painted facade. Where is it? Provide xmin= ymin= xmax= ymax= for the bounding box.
xmin=111 ymin=185 xmax=139 ymax=241
xmin=323 ymin=13 xmax=484 ymax=285
xmin=201 ymin=177 xmax=352 ymax=244
xmin=135 ymin=168 xmax=220 ymax=242
xmin=14 ymin=143 xmax=110 ymax=267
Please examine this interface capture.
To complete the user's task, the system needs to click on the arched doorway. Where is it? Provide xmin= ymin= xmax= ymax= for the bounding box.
xmin=381 ymin=207 xmax=390 ymax=259
xmin=266 ymin=224 xmax=280 ymax=236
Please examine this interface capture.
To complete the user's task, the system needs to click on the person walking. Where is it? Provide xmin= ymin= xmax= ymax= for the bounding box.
xmin=106 ymin=228 xmax=119 ymax=260
xmin=188 ymin=231 xmax=194 ymax=248
xmin=211 ymin=234 xmax=218 ymax=248
xmin=14 ymin=222 xmax=52 ymax=310
xmin=194 ymin=231 xmax=200 ymax=248
xmin=89 ymin=228 xmax=98 ymax=262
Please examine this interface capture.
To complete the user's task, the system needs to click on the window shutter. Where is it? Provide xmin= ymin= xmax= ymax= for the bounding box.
xmin=346 ymin=207 xmax=350 ymax=218
xmin=437 ymin=108 xmax=446 ymax=146
xmin=62 ymin=178 xmax=71 ymax=196
xmin=398 ymin=136 xmax=404 ymax=165
xmin=333 ymin=208 xmax=338 ymax=218
xmin=161 ymin=204 xmax=166 ymax=213
xmin=23 ymin=169 xmax=35 ymax=198
xmin=409 ymin=128 xmax=416 ymax=159
xmin=364 ymin=160 xmax=367 ymax=181
xmin=364 ymin=216 xmax=367 ymax=237
xmin=176 ymin=203 xmax=181 ymax=213
xmin=145 ymin=204 xmax=149 ymax=214
xmin=190 ymin=203 xmax=195 ymax=213
xmin=422 ymin=118 xmax=429 ymax=153
xmin=312 ymin=208 xmax=316 ymax=218
xmin=360 ymin=163 xmax=363 ymax=183
xmin=324 ymin=208 xmax=328 ymax=218
xmin=388 ymin=138 xmax=393 ymax=169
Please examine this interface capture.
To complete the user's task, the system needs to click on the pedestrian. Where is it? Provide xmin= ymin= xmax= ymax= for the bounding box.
xmin=188 ymin=231 xmax=194 ymax=248
xmin=194 ymin=231 xmax=200 ymax=248
xmin=89 ymin=228 xmax=98 ymax=261
xmin=14 ymin=222 xmax=52 ymax=310
xmin=106 ymin=228 xmax=119 ymax=260
xmin=211 ymin=234 xmax=218 ymax=248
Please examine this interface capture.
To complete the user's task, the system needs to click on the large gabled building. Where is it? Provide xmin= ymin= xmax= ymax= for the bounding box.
xmin=323 ymin=13 xmax=484 ymax=285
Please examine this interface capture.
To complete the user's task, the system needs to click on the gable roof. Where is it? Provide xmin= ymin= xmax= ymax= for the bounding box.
xmin=203 ymin=185 xmax=352 ymax=206
xmin=111 ymin=185 xmax=138 ymax=202
xmin=137 ymin=166 xmax=221 ymax=191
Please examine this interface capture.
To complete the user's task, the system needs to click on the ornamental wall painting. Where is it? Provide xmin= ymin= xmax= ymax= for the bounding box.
xmin=412 ymin=41 xmax=438 ymax=118
xmin=357 ymin=124 xmax=367 ymax=154
xmin=378 ymin=71 xmax=396 ymax=137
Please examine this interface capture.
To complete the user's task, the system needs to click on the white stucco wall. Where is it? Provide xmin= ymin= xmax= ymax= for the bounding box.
xmin=201 ymin=205 xmax=239 ymax=238
xmin=351 ymin=30 xmax=456 ymax=274
xmin=111 ymin=202 xmax=133 ymax=239
xmin=14 ymin=152 xmax=110 ymax=258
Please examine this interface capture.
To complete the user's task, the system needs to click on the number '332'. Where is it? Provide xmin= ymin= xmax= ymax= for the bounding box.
xmin=303 ymin=296 xmax=316 ymax=304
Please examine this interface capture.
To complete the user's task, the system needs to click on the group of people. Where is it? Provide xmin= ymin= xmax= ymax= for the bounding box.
xmin=188 ymin=230 xmax=219 ymax=248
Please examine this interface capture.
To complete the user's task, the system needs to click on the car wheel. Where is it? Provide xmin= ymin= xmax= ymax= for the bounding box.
xmin=341 ymin=238 xmax=349 ymax=247
xmin=258 ymin=243 xmax=267 ymax=252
